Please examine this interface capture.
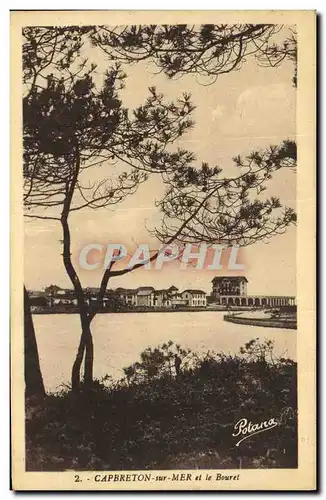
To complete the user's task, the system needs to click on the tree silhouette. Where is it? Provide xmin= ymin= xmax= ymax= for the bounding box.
xmin=22 ymin=26 xmax=99 ymax=397
xmin=256 ymin=29 xmax=297 ymax=87
xmin=154 ymin=143 xmax=296 ymax=245
xmin=23 ymin=26 xmax=296 ymax=391
xmin=23 ymin=27 xmax=197 ymax=390
xmin=92 ymin=24 xmax=297 ymax=86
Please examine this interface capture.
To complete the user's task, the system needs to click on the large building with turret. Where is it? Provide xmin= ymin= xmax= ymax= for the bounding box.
xmin=211 ymin=276 xmax=296 ymax=307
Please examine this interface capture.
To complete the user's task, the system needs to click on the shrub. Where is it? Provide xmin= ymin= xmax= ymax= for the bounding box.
xmin=26 ymin=338 xmax=297 ymax=471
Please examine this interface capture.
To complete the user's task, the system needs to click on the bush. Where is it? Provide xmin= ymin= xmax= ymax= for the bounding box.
xmin=26 ymin=338 xmax=297 ymax=471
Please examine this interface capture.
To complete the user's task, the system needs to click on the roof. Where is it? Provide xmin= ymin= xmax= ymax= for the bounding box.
xmin=182 ymin=289 xmax=207 ymax=295
xmin=115 ymin=288 xmax=137 ymax=295
xmin=53 ymin=296 xmax=74 ymax=302
xmin=29 ymin=291 xmax=46 ymax=297
xmin=57 ymin=289 xmax=75 ymax=295
xmin=85 ymin=287 xmax=101 ymax=294
xmin=211 ymin=276 xmax=248 ymax=283
xmin=44 ymin=285 xmax=63 ymax=292
xmin=137 ymin=286 xmax=155 ymax=292
xmin=137 ymin=287 xmax=154 ymax=296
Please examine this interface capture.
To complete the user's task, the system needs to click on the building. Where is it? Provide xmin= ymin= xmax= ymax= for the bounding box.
xmin=135 ymin=287 xmax=155 ymax=307
xmin=181 ymin=289 xmax=207 ymax=307
xmin=40 ymin=283 xmax=208 ymax=310
xmin=52 ymin=289 xmax=77 ymax=307
xmin=211 ymin=276 xmax=296 ymax=308
xmin=28 ymin=291 xmax=50 ymax=307
xmin=44 ymin=285 xmax=63 ymax=296
xmin=109 ymin=285 xmax=207 ymax=308
xmin=42 ymin=286 xmax=77 ymax=307
xmin=212 ymin=276 xmax=248 ymax=298
xmin=115 ymin=288 xmax=138 ymax=307
xmin=154 ymin=289 xmax=171 ymax=307
xmin=154 ymin=285 xmax=179 ymax=307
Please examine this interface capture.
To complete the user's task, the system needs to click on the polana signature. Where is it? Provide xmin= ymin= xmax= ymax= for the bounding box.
xmin=232 ymin=417 xmax=278 ymax=447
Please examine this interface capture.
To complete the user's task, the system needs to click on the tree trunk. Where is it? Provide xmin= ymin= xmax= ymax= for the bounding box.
xmin=60 ymin=154 xmax=96 ymax=392
xmin=71 ymin=312 xmax=93 ymax=391
xmin=24 ymin=286 xmax=46 ymax=398
xmin=83 ymin=327 xmax=94 ymax=387
xmin=71 ymin=335 xmax=86 ymax=392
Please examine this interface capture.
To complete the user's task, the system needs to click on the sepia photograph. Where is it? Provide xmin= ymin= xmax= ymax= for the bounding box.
xmin=11 ymin=10 xmax=316 ymax=491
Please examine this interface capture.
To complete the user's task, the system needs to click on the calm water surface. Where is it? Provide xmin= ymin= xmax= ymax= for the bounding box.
xmin=34 ymin=311 xmax=296 ymax=393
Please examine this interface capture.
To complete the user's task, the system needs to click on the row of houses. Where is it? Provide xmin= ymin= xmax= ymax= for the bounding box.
xmin=28 ymin=285 xmax=208 ymax=309
xmin=114 ymin=286 xmax=207 ymax=308
xmin=28 ymin=277 xmax=296 ymax=311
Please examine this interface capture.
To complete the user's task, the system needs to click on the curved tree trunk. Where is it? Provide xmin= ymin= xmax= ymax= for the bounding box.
xmin=59 ymin=152 xmax=96 ymax=392
xmin=24 ymin=286 xmax=46 ymax=398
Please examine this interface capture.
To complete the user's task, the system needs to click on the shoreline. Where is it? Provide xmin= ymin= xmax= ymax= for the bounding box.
xmin=223 ymin=314 xmax=297 ymax=330
xmin=31 ymin=306 xmax=272 ymax=315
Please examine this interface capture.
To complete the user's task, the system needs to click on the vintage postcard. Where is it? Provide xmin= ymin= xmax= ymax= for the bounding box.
xmin=11 ymin=10 xmax=316 ymax=491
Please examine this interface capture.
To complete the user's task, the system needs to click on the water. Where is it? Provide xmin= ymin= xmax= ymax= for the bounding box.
xmin=34 ymin=312 xmax=296 ymax=393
